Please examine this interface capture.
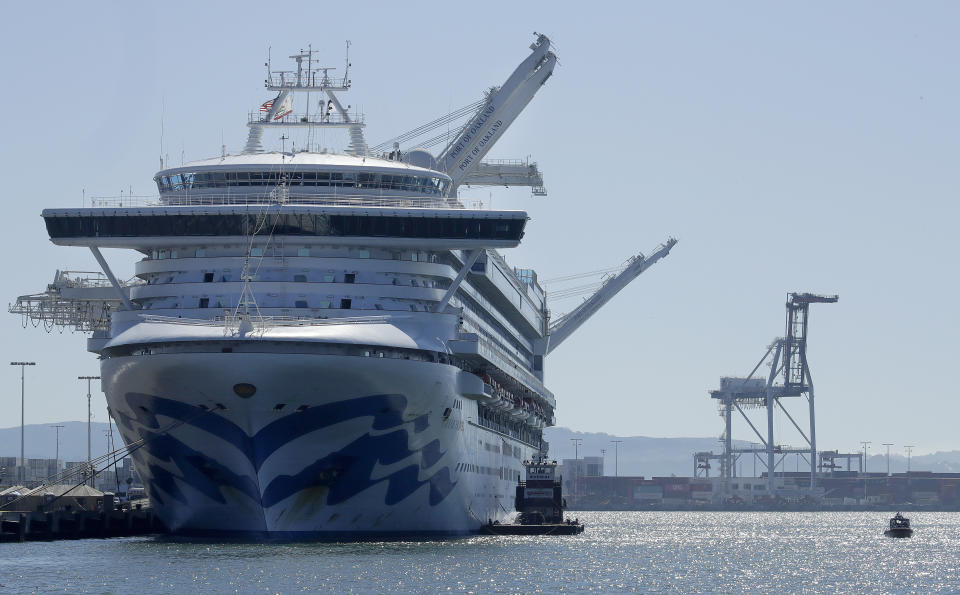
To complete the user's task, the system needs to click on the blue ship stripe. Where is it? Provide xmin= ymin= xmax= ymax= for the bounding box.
xmin=114 ymin=392 xmax=456 ymax=510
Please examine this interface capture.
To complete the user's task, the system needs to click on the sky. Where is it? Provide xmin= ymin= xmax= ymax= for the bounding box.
xmin=0 ymin=1 xmax=957 ymax=458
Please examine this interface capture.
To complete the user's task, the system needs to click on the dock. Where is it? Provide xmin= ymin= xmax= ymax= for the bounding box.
xmin=0 ymin=506 xmax=165 ymax=542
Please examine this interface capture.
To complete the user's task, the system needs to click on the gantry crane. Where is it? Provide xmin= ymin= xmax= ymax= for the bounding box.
xmin=546 ymin=239 xmax=677 ymax=354
xmin=711 ymin=292 xmax=838 ymax=495
xmin=371 ymin=34 xmax=557 ymax=197
xmin=435 ymin=33 xmax=556 ymax=196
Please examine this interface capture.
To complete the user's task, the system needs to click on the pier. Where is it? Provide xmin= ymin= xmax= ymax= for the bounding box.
xmin=0 ymin=504 xmax=164 ymax=542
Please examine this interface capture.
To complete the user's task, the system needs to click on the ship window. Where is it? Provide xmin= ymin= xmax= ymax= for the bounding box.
xmin=170 ymin=250 xmax=178 ymax=259
xmin=344 ymin=273 xmax=355 ymax=284
xmin=195 ymin=248 xmax=206 ymax=257
xmin=340 ymin=298 xmax=351 ymax=309
xmin=293 ymin=274 xmax=307 ymax=282
xmin=204 ymin=273 xmax=214 ymax=283
xmin=356 ymin=249 xmax=370 ymax=258
xmin=250 ymin=248 xmax=263 ymax=257
xmin=199 ymin=298 xmax=209 ymax=308
xmin=44 ymin=213 xmax=525 ymax=241
xmin=298 ymin=247 xmax=310 ymax=257
xmin=316 ymin=300 xmax=331 ymax=308
xmin=295 ymin=300 xmax=308 ymax=308
xmin=323 ymin=275 xmax=334 ymax=282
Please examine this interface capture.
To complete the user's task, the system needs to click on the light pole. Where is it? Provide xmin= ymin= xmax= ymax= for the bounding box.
xmin=50 ymin=424 xmax=64 ymax=474
xmin=570 ymin=438 xmax=582 ymax=461
xmin=79 ymin=375 xmax=101 ymax=486
xmin=860 ymin=441 xmax=871 ymax=504
xmin=11 ymin=362 xmax=36 ymax=483
xmin=882 ymin=443 xmax=893 ymax=476
xmin=570 ymin=438 xmax=582 ymax=497
xmin=611 ymin=440 xmax=622 ymax=477
xmin=904 ymin=445 xmax=914 ymax=474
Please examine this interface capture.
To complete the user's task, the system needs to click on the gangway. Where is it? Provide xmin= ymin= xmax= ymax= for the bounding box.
xmin=9 ymin=271 xmax=139 ymax=333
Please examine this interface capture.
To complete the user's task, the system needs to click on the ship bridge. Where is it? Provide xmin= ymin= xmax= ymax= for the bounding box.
xmin=41 ymin=205 xmax=527 ymax=251
xmin=149 ymin=152 xmax=454 ymax=207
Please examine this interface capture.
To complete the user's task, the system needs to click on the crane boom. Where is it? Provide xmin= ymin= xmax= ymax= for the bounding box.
xmin=546 ymin=238 xmax=677 ymax=354
xmin=437 ymin=33 xmax=556 ymax=195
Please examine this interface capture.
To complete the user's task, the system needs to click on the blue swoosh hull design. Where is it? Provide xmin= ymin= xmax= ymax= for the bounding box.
xmin=113 ymin=391 xmax=458 ymax=532
xmin=102 ymin=351 xmax=534 ymax=534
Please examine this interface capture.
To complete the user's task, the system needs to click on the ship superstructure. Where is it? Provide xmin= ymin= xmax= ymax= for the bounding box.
xmin=11 ymin=35 xmax=675 ymax=534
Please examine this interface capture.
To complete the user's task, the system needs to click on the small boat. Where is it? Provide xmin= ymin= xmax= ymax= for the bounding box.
xmin=884 ymin=512 xmax=913 ymax=538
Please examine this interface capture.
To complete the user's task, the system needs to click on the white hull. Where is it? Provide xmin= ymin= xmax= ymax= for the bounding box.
xmin=103 ymin=349 xmax=535 ymax=534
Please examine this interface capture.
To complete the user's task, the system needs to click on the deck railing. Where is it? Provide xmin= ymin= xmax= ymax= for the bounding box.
xmin=90 ymin=193 xmax=468 ymax=210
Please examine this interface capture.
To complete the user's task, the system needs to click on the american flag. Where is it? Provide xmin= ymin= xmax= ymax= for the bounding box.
xmin=259 ymin=97 xmax=275 ymax=112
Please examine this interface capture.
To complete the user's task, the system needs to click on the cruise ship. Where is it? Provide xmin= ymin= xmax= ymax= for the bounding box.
xmin=12 ymin=35 xmax=675 ymax=534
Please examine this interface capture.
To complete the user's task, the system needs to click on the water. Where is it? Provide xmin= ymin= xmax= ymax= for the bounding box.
xmin=2 ymin=511 xmax=959 ymax=593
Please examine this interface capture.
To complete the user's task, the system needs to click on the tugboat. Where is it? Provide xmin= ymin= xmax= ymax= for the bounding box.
xmin=482 ymin=453 xmax=583 ymax=535
xmin=884 ymin=512 xmax=913 ymax=538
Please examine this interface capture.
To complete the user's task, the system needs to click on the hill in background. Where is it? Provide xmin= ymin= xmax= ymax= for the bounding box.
xmin=0 ymin=421 xmax=118 ymax=463
xmin=542 ymin=427 xmax=960 ymax=477
xmin=3 ymin=422 xmax=959 ymax=478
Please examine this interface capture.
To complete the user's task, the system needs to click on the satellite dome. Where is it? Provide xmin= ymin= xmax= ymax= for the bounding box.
xmin=403 ymin=148 xmax=438 ymax=171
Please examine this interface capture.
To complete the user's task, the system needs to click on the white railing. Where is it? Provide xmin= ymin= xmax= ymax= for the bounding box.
xmin=138 ymin=313 xmax=401 ymax=328
xmin=266 ymin=72 xmax=349 ymax=89
xmin=248 ymin=112 xmax=364 ymax=126
xmin=90 ymin=193 xmax=468 ymax=210
xmin=51 ymin=270 xmax=112 ymax=289
xmin=478 ymin=158 xmax=535 ymax=167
